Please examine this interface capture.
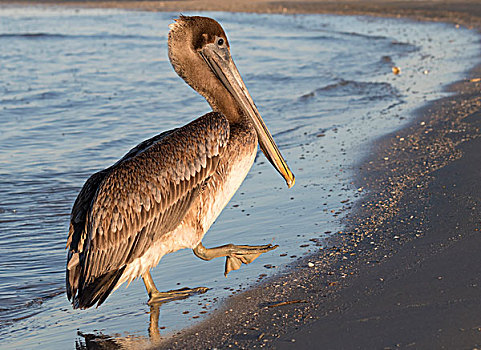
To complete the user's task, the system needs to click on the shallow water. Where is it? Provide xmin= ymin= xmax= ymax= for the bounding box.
xmin=0 ymin=6 xmax=479 ymax=348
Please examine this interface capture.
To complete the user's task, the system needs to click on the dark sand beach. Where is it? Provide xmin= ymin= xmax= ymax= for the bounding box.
xmin=158 ymin=62 xmax=481 ymax=349
xmin=2 ymin=1 xmax=480 ymax=349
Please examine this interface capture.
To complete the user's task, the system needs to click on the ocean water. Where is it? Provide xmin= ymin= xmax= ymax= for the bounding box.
xmin=0 ymin=6 xmax=479 ymax=349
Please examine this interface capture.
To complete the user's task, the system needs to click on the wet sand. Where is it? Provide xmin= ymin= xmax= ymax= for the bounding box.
xmin=158 ymin=60 xmax=481 ymax=349
xmin=156 ymin=51 xmax=481 ymax=349
xmin=3 ymin=0 xmax=481 ymax=348
xmin=151 ymin=2 xmax=480 ymax=348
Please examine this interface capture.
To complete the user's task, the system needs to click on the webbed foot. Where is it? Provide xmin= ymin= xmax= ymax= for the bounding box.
xmin=193 ymin=242 xmax=278 ymax=277
xmin=147 ymin=286 xmax=209 ymax=305
xmin=143 ymin=271 xmax=208 ymax=306
xmin=223 ymin=244 xmax=278 ymax=276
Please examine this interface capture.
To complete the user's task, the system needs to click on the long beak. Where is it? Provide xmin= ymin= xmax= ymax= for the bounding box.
xmin=200 ymin=44 xmax=295 ymax=188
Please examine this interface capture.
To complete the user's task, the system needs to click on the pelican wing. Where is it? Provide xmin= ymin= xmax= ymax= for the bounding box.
xmin=66 ymin=112 xmax=229 ymax=308
xmin=66 ymin=129 xmax=178 ymax=254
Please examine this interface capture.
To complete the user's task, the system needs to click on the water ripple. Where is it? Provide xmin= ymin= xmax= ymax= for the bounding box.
xmin=300 ymin=79 xmax=400 ymax=101
xmin=0 ymin=32 xmax=159 ymax=41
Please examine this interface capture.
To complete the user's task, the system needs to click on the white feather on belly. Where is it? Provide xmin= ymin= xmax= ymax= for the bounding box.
xmin=199 ymin=147 xmax=256 ymax=234
xmin=114 ymin=222 xmax=197 ymax=290
xmin=114 ymin=146 xmax=256 ymax=290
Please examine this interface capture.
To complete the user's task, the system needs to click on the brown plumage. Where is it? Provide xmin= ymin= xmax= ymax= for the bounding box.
xmin=66 ymin=16 xmax=294 ymax=309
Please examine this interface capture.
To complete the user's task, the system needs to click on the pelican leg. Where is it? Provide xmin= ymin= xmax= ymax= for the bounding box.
xmin=142 ymin=271 xmax=209 ymax=305
xmin=193 ymin=242 xmax=278 ymax=277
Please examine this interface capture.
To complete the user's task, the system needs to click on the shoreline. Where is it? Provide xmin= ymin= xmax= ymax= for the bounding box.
xmin=2 ymin=1 xmax=479 ymax=348
xmin=157 ymin=57 xmax=481 ymax=348
xmin=151 ymin=3 xmax=481 ymax=349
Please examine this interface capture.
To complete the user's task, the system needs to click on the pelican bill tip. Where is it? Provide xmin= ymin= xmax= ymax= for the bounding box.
xmin=286 ymin=174 xmax=295 ymax=188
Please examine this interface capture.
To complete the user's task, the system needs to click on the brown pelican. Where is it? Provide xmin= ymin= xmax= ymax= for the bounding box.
xmin=66 ymin=15 xmax=295 ymax=309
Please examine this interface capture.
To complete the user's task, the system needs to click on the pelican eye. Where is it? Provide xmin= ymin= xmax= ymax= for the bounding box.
xmin=217 ymin=38 xmax=224 ymax=46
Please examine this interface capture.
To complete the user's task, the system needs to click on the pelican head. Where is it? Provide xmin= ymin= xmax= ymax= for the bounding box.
xmin=168 ymin=16 xmax=295 ymax=188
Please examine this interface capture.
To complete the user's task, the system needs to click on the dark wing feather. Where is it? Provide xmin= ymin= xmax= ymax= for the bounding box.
xmin=66 ymin=112 xmax=229 ymax=308
xmin=66 ymin=128 xmax=177 ymax=253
